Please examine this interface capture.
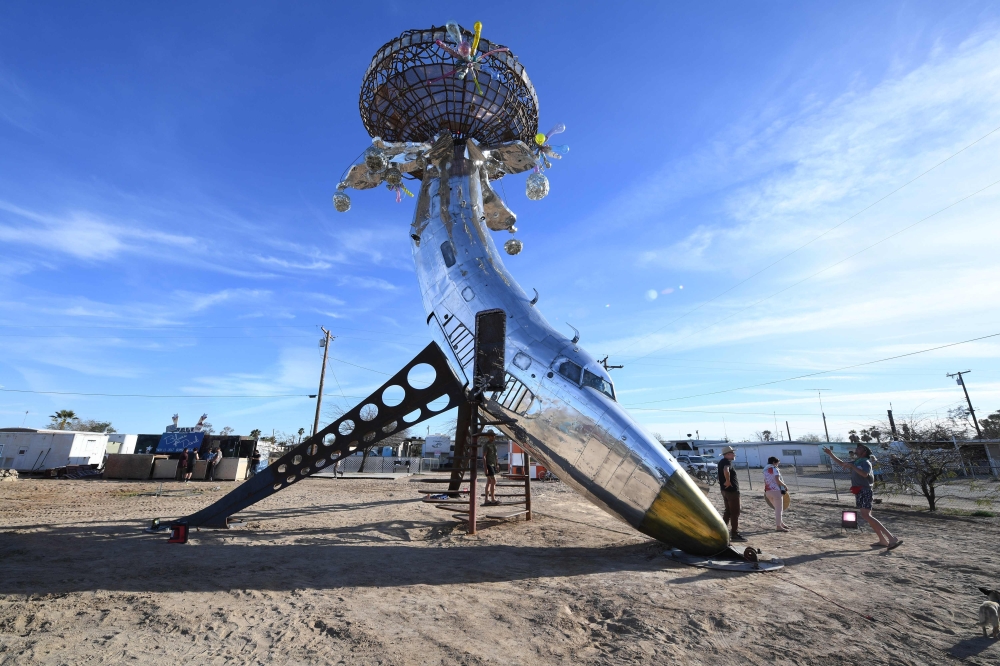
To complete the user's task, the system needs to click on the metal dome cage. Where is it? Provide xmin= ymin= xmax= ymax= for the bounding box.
xmin=359 ymin=25 xmax=539 ymax=147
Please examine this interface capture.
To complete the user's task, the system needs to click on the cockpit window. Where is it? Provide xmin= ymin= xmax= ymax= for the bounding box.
xmin=583 ymin=369 xmax=615 ymax=400
xmin=556 ymin=359 xmax=582 ymax=383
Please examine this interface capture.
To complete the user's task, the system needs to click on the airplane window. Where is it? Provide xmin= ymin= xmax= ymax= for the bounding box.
xmin=556 ymin=360 xmax=582 ymax=383
xmin=512 ymin=352 xmax=532 ymax=371
xmin=583 ymin=369 xmax=615 ymax=400
xmin=440 ymin=241 xmax=457 ymax=267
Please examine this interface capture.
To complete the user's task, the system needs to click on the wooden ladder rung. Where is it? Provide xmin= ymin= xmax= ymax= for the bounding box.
xmin=435 ymin=506 xmax=470 ymax=513
xmin=416 ymin=489 xmax=466 ymax=494
xmin=423 ymin=498 xmax=471 ymax=505
xmin=485 ymin=510 xmax=529 ymax=519
xmin=411 ymin=478 xmax=468 ymax=484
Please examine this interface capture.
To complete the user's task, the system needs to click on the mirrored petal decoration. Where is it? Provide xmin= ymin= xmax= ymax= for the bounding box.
xmin=525 ymin=171 xmax=549 ymax=200
xmin=364 ymin=146 xmax=389 ymax=173
xmin=332 ymin=190 xmax=351 ymax=213
xmin=384 ymin=166 xmax=403 ymax=187
xmin=504 ymin=238 xmax=523 ymax=255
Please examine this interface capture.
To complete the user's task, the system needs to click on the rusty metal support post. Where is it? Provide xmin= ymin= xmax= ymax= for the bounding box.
xmin=449 ymin=402 xmax=473 ymax=493
xmin=524 ymin=451 xmax=532 ymax=521
xmin=468 ymin=405 xmax=478 ymax=534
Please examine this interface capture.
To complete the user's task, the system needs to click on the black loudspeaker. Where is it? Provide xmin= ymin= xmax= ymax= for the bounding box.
xmin=474 ymin=309 xmax=506 ymax=391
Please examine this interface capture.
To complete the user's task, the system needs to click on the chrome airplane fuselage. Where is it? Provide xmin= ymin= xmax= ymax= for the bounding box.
xmin=410 ymin=144 xmax=729 ymax=555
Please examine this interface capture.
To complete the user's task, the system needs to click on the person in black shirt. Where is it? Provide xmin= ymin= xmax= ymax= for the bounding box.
xmin=717 ymin=446 xmax=746 ymax=542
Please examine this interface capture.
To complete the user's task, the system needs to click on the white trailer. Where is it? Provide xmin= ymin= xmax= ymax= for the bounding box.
xmin=106 ymin=434 xmax=138 ymax=455
xmin=0 ymin=429 xmax=109 ymax=472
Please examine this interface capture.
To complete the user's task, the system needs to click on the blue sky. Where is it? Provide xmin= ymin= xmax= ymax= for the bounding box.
xmin=2 ymin=2 xmax=999 ymax=442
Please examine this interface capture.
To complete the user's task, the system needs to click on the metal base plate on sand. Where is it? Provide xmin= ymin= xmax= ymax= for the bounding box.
xmin=664 ymin=546 xmax=784 ymax=572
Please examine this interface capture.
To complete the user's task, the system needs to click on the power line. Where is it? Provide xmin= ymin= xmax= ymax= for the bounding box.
xmin=0 ymin=387 xmax=367 ymax=399
xmin=625 ymin=175 xmax=1000 ymax=363
xmin=624 ymin=330 xmax=1000 ymax=407
xmin=611 ymin=120 xmax=1000 ymax=357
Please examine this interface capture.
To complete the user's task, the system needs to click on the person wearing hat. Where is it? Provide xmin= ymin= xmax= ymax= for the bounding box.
xmin=717 ymin=446 xmax=746 ymax=542
xmin=824 ymin=444 xmax=901 ymax=550
xmin=763 ymin=457 xmax=790 ymax=532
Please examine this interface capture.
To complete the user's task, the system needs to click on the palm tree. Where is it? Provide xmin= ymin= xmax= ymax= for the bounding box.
xmin=297 ymin=427 xmax=305 ymax=443
xmin=49 ymin=410 xmax=78 ymax=430
xmin=249 ymin=429 xmax=262 ymax=440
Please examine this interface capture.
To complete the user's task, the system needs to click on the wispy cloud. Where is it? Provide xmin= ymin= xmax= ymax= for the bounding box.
xmin=0 ymin=200 xmax=197 ymax=260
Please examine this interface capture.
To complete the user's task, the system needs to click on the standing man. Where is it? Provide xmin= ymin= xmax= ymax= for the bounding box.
xmin=824 ymin=444 xmax=901 ymax=550
xmin=178 ymin=448 xmax=190 ymax=482
xmin=184 ymin=448 xmax=197 ymax=482
xmin=482 ymin=432 xmax=499 ymax=506
xmin=718 ymin=446 xmax=747 ymax=542
xmin=208 ymin=447 xmax=223 ymax=481
xmin=249 ymin=449 xmax=261 ymax=478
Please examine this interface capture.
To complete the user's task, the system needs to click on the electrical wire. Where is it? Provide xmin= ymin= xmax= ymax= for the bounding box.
xmin=0 ymin=388 xmax=351 ymax=399
xmin=609 ymin=121 xmax=1000 ymax=358
xmin=624 ymin=330 xmax=1000 ymax=407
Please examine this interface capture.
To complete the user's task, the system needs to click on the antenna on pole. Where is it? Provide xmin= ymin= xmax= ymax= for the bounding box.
xmin=806 ymin=389 xmax=832 ymax=443
xmin=946 ymin=370 xmax=982 ymax=439
xmin=598 ymin=355 xmax=623 ymax=372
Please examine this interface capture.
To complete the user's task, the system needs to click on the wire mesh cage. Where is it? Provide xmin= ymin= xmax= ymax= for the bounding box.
xmin=359 ymin=25 xmax=539 ymax=147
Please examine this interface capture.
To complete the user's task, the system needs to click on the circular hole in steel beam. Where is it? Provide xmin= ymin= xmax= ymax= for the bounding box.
xmin=293 ymin=455 xmax=302 ymax=465
xmin=363 ymin=431 xmax=376 ymax=443
xmin=277 ymin=464 xmax=287 ymax=474
xmin=403 ymin=409 xmax=422 ymax=423
xmin=339 ymin=420 xmax=355 ymax=436
xmin=381 ymin=385 xmax=405 ymax=407
xmin=359 ymin=404 xmax=378 ymax=422
xmin=382 ymin=420 xmax=397 ymax=434
xmin=407 ymin=363 xmax=436 ymax=390
xmin=426 ymin=394 xmax=449 ymax=412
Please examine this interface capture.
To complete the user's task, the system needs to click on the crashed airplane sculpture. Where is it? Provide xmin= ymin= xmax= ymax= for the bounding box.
xmin=164 ymin=22 xmax=731 ymax=557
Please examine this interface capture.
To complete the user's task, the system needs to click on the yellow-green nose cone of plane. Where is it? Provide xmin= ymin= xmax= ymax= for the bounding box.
xmin=638 ymin=468 xmax=730 ymax=556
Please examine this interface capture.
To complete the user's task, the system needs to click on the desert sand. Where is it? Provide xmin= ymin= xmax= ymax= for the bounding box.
xmin=1 ymin=474 xmax=998 ymax=665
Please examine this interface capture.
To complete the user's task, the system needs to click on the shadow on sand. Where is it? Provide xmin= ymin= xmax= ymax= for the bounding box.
xmin=0 ymin=517 xmax=677 ymax=596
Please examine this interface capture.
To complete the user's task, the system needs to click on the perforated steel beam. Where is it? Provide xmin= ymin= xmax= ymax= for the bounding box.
xmin=176 ymin=342 xmax=467 ymax=528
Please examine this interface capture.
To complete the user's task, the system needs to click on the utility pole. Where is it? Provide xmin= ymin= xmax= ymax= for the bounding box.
xmin=947 ymin=370 xmax=982 ymax=439
xmin=785 ymin=420 xmax=792 ymax=442
xmin=313 ymin=328 xmax=333 ymax=438
xmin=887 ymin=403 xmax=898 ymax=440
xmin=808 ymin=389 xmax=832 ymax=442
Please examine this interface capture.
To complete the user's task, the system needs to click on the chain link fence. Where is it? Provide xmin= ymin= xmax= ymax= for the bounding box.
xmin=697 ymin=443 xmax=1000 ymax=517
xmin=722 ymin=456 xmax=1000 ymax=515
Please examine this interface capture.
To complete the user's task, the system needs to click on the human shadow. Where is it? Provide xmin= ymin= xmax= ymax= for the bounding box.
xmin=0 ymin=519 xmax=672 ymax=596
xmin=947 ymin=635 xmax=998 ymax=659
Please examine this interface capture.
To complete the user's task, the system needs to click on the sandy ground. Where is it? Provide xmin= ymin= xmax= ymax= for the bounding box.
xmin=1 ymin=475 xmax=999 ymax=665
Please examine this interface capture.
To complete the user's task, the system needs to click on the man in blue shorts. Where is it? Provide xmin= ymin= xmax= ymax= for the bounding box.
xmin=824 ymin=444 xmax=901 ymax=550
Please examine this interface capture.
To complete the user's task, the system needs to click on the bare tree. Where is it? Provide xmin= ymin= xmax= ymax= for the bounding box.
xmin=754 ymin=430 xmax=772 ymax=442
xmin=883 ymin=445 xmax=961 ymax=512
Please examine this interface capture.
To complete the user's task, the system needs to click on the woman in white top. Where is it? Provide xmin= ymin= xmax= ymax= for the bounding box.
xmin=763 ymin=456 xmax=790 ymax=532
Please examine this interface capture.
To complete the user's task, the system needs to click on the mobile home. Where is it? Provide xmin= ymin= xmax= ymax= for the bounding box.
xmin=0 ymin=428 xmax=109 ymax=472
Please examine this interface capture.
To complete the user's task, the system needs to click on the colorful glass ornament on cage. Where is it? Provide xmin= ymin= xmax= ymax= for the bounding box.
xmin=523 ymin=123 xmax=567 ymax=200
xmin=429 ymin=21 xmax=509 ymax=95
xmin=533 ymin=123 xmax=569 ymax=169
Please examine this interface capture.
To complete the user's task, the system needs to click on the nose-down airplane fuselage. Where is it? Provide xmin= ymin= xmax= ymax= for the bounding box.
xmin=411 ymin=144 xmax=729 ymax=556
